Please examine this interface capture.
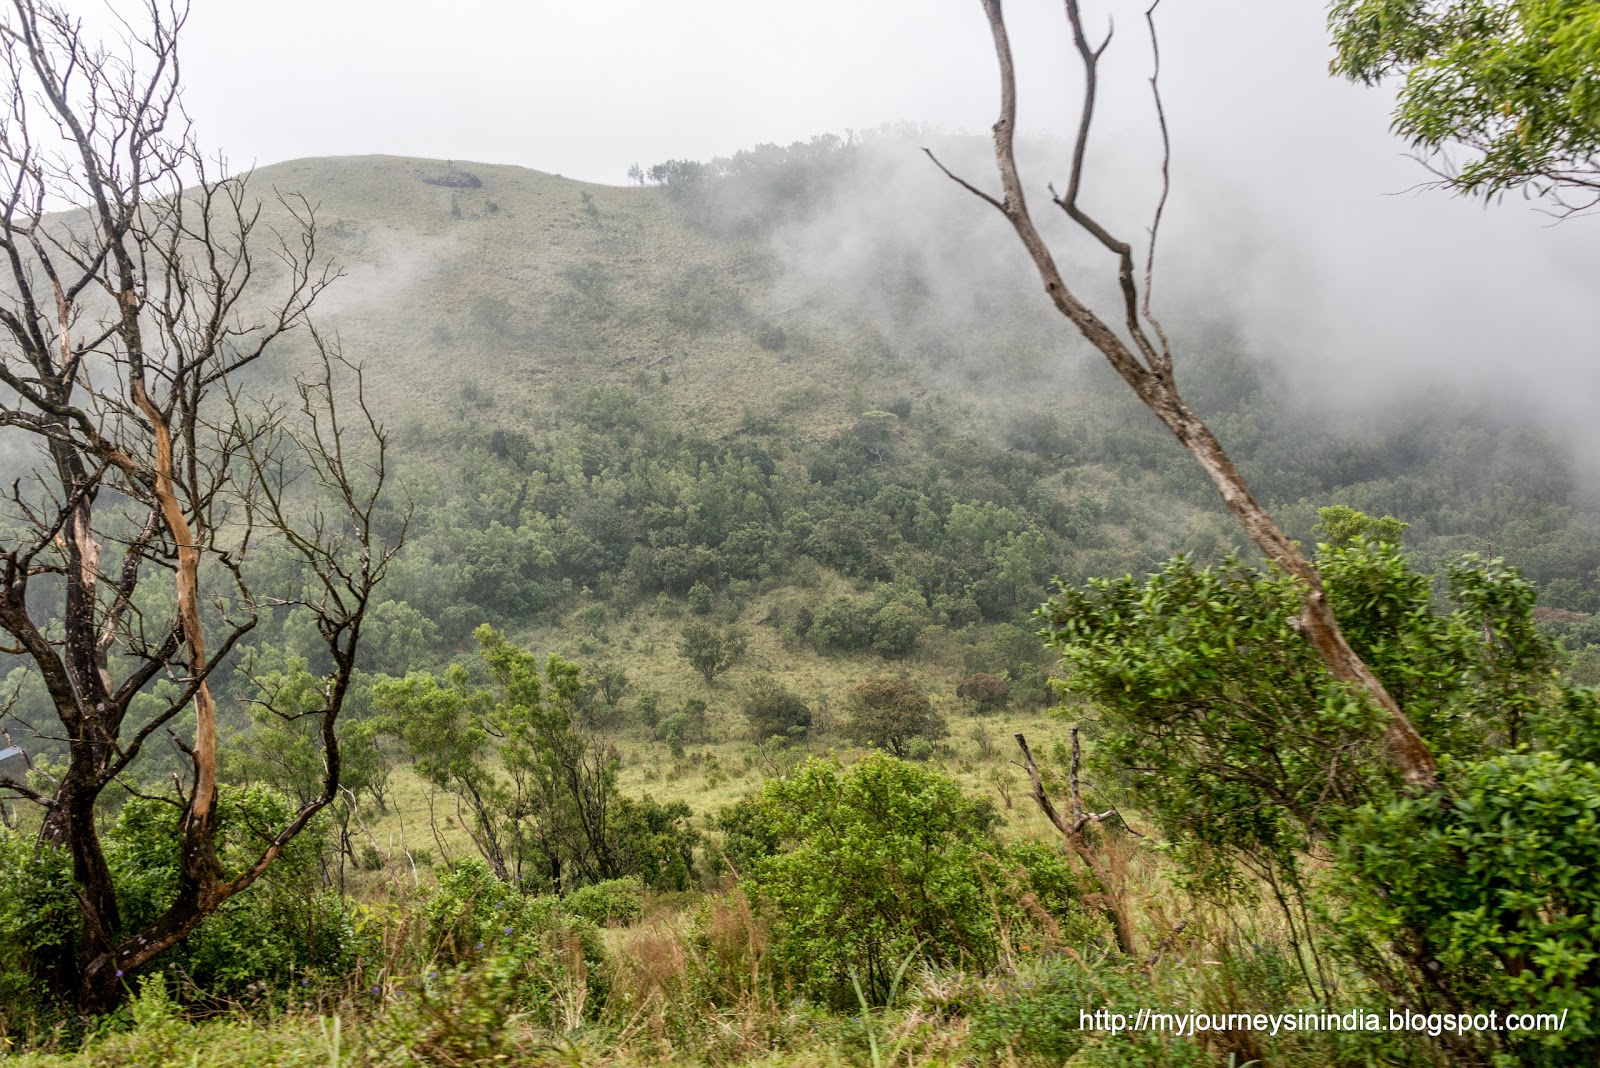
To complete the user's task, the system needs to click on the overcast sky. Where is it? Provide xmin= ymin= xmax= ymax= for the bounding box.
xmin=177 ymin=0 xmax=1393 ymax=185
xmin=164 ymin=0 xmax=1600 ymax=463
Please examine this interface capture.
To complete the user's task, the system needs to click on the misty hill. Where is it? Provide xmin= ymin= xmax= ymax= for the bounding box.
xmin=249 ymin=153 xmax=888 ymax=440
xmin=170 ymin=143 xmax=1600 ymax=823
xmin=252 ymin=148 xmax=1600 ymax=590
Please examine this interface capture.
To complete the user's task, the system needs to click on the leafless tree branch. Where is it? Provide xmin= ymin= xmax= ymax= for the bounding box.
xmin=934 ymin=0 xmax=1437 ymax=790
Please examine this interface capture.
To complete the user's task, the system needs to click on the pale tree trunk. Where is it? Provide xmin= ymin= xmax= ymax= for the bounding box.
xmin=0 ymin=0 xmax=404 ymax=1013
xmin=930 ymin=0 xmax=1436 ymax=788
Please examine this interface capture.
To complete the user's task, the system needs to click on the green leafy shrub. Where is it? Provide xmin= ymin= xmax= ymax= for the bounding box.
xmin=809 ymin=596 xmax=876 ymax=652
xmin=729 ymin=755 xmax=1088 ymax=1006
xmin=967 ymin=956 xmax=1176 ymax=1066
xmin=1337 ymin=752 xmax=1600 ymax=1067
xmin=110 ymin=786 xmax=359 ymax=998
xmin=0 ymin=783 xmax=361 ymax=1023
xmin=754 ymin=322 xmax=788 ymax=351
xmin=965 ymin=947 xmax=1407 ymax=1068
xmin=810 ymin=590 xmax=929 ymax=658
xmin=1047 ymin=529 xmax=1600 ymax=1063
xmin=657 ymin=711 xmax=690 ymax=757
xmin=564 ymin=876 xmax=645 ymax=927
xmin=422 ymin=858 xmax=608 ymax=1025
xmin=662 ymin=266 xmax=746 ymax=335
xmin=963 ymin=623 xmax=1053 ymax=707
xmin=377 ymin=628 xmax=680 ymax=892
xmin=677 ymin=622 xmax=747 ymax=685
xmin=869 ymin=602 xmax=924 ymax=658
xmin=956 ymin=672 xmax=1009 ymax=712
xmin=741 ymin=674 xmax=812 ymax=741
xmin=1041 ymin=541 xmax=1564 ymax=897
xmin=0 ymin=828 xmax=78 ymax=1029
xmin=843 ymin=676 xmax=946 ymax=758
xmin=605 ymin=795 xmax=700 ymax=891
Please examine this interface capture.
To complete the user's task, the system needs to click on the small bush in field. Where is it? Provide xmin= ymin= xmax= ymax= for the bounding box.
xmin=422 ymin=858 xmax=609 ymax=1025
xmin=968 ymin=956 xmax=1222 ymax=1067
xmin=741 ymin=674 xmax=812 ymax=741
xmin=843 ymin=676 xmax=946 ymax=757
xmin=726 ymin=754 xmax=1092 ymax=1006
xmin=956 ymin=672 xmax=1009 ymax=712
xmin=565 ymin=876 xmax=645 ymax=927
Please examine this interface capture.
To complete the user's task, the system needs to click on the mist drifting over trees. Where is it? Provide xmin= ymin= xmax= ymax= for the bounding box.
xmin=3 ymin=1 xmax=1600 ymax=1065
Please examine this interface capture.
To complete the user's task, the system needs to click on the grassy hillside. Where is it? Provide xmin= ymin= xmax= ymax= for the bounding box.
xmin=248 ymin=154 xmax=898 ymax=441
xmin=193 ymin=148 xmax=1600 ymax=865
xmin=14 ymin=149 xmax=1600 ymax=830
xmin=8 ymin=146 xmax=1600 ymax=1068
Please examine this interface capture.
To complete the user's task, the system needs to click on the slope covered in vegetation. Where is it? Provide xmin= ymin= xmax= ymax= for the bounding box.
xmin=6 ymin=142 xmax=1600 ymax=1066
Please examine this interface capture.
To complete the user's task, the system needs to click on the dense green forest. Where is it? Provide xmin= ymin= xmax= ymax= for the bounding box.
xmin=5 ymin=3 xmax=1600 ymax=1065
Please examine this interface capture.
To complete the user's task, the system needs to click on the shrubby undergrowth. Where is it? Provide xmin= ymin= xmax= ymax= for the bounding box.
xmin=6 ymin=514 xmax=1600 ymax=1067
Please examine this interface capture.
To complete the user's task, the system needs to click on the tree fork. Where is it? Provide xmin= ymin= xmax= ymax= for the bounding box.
xmin=935 ymin=0 xmax=1437 ymax=789
xmin=0 ymin=0 xmax=401 ymax=1012
xmin=1015 ymin=731 xmax=1137 ymax=955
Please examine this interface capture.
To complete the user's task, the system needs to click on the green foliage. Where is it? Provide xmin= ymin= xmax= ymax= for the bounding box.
xmin=1337 ymin=752 xmax=1600 ymax=1065
xmin=563 ymin=876 xmax=646 ymax=927
xmin=468 ymin=293 xmax=515 ymax=335
xmin=964 ymin=622 xmax=1055 ymax=708
xmin=1042 ymin=538 xmax=1567 ymax=897
xmin=333 ymin=307 xmax=1600 ymax=692
xmin=810 ymin=587 xmax=930 ymax=658
xmin=967 ymin=956 xmax=1201 ymax=1066
xmin=374 ymin=626 xmax=691 ymax=890
xmin=1314 ymin=504 xmax=1407 ymax=547
xmin=358 ymin=598 xmax=441 ymax=675
xmin=1329 ymin=0 xmax=1600 ymax=204
xmin=0 ymin=784 xmax=359 ymax=1022
xmin=843 ymin=677 xmax=947 ymax=758
xmin=14 ymin=143 xmax=1600 ymax=1062
xmin=656 ymin=712 xmax=690 ymax=757
xmin=575 ymin=385 xmax=642 ymax=432
xmin=605 ymin=794 xmax=700 ymax=891
xmin=741 ymin=674 xmax=813 ymax=742
xmin=662 ymin=266 xmax=747 ymax=335
xmin=754 ymin=321 xmax=788 ymax=351
xmin=686 ymin=581 xmax=714 ymax=615
xmin=809 ymin=596 xmax=876 ymax=652
xmin=420 ymin=858 xmax=609 ymax=1029
xmin=590 ymin=662 xmax=630 ymax=708
xmin=0 ymin=829 xmax=78 ymax=1024
xmin=636 ymin=691 xmax=661 ymax=729
xmin=103 ymin=786 xmax=358 ymax=997
xmin=869 ymin=601 xmax=924 ymax=658
xmin=554 ymin=260 xmax=619 ymax=324
xmin=729 ymin=755 xmax=1084 ymax=1006
xmin=1049 ymin=522 xmax=1600 ymax=1059
xmin=1532 ymin=685 xmax=1600 ymax=764
xmin=453 ymin=519 xmax=554 ymax=619
xmin=677 ymin=621 xmax=747 ymax=686
xmin=227 ymin=656 xmax=393 ymax=820
xmin=964 ymin=945 xmax=1416 ymax=1067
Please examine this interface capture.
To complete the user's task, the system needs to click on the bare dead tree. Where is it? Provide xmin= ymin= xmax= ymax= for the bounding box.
xmin=1014 ymin=730 xmax=1136 ymax=953
xmin=0 ymin=0 xmax=401 ymax=1011
xmin=932 ymin=0 xmax=1436 ymax=789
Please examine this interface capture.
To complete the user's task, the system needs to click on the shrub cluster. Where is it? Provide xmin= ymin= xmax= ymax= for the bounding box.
xmin=721 ymin=754 xmax=1098 ymax=1007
